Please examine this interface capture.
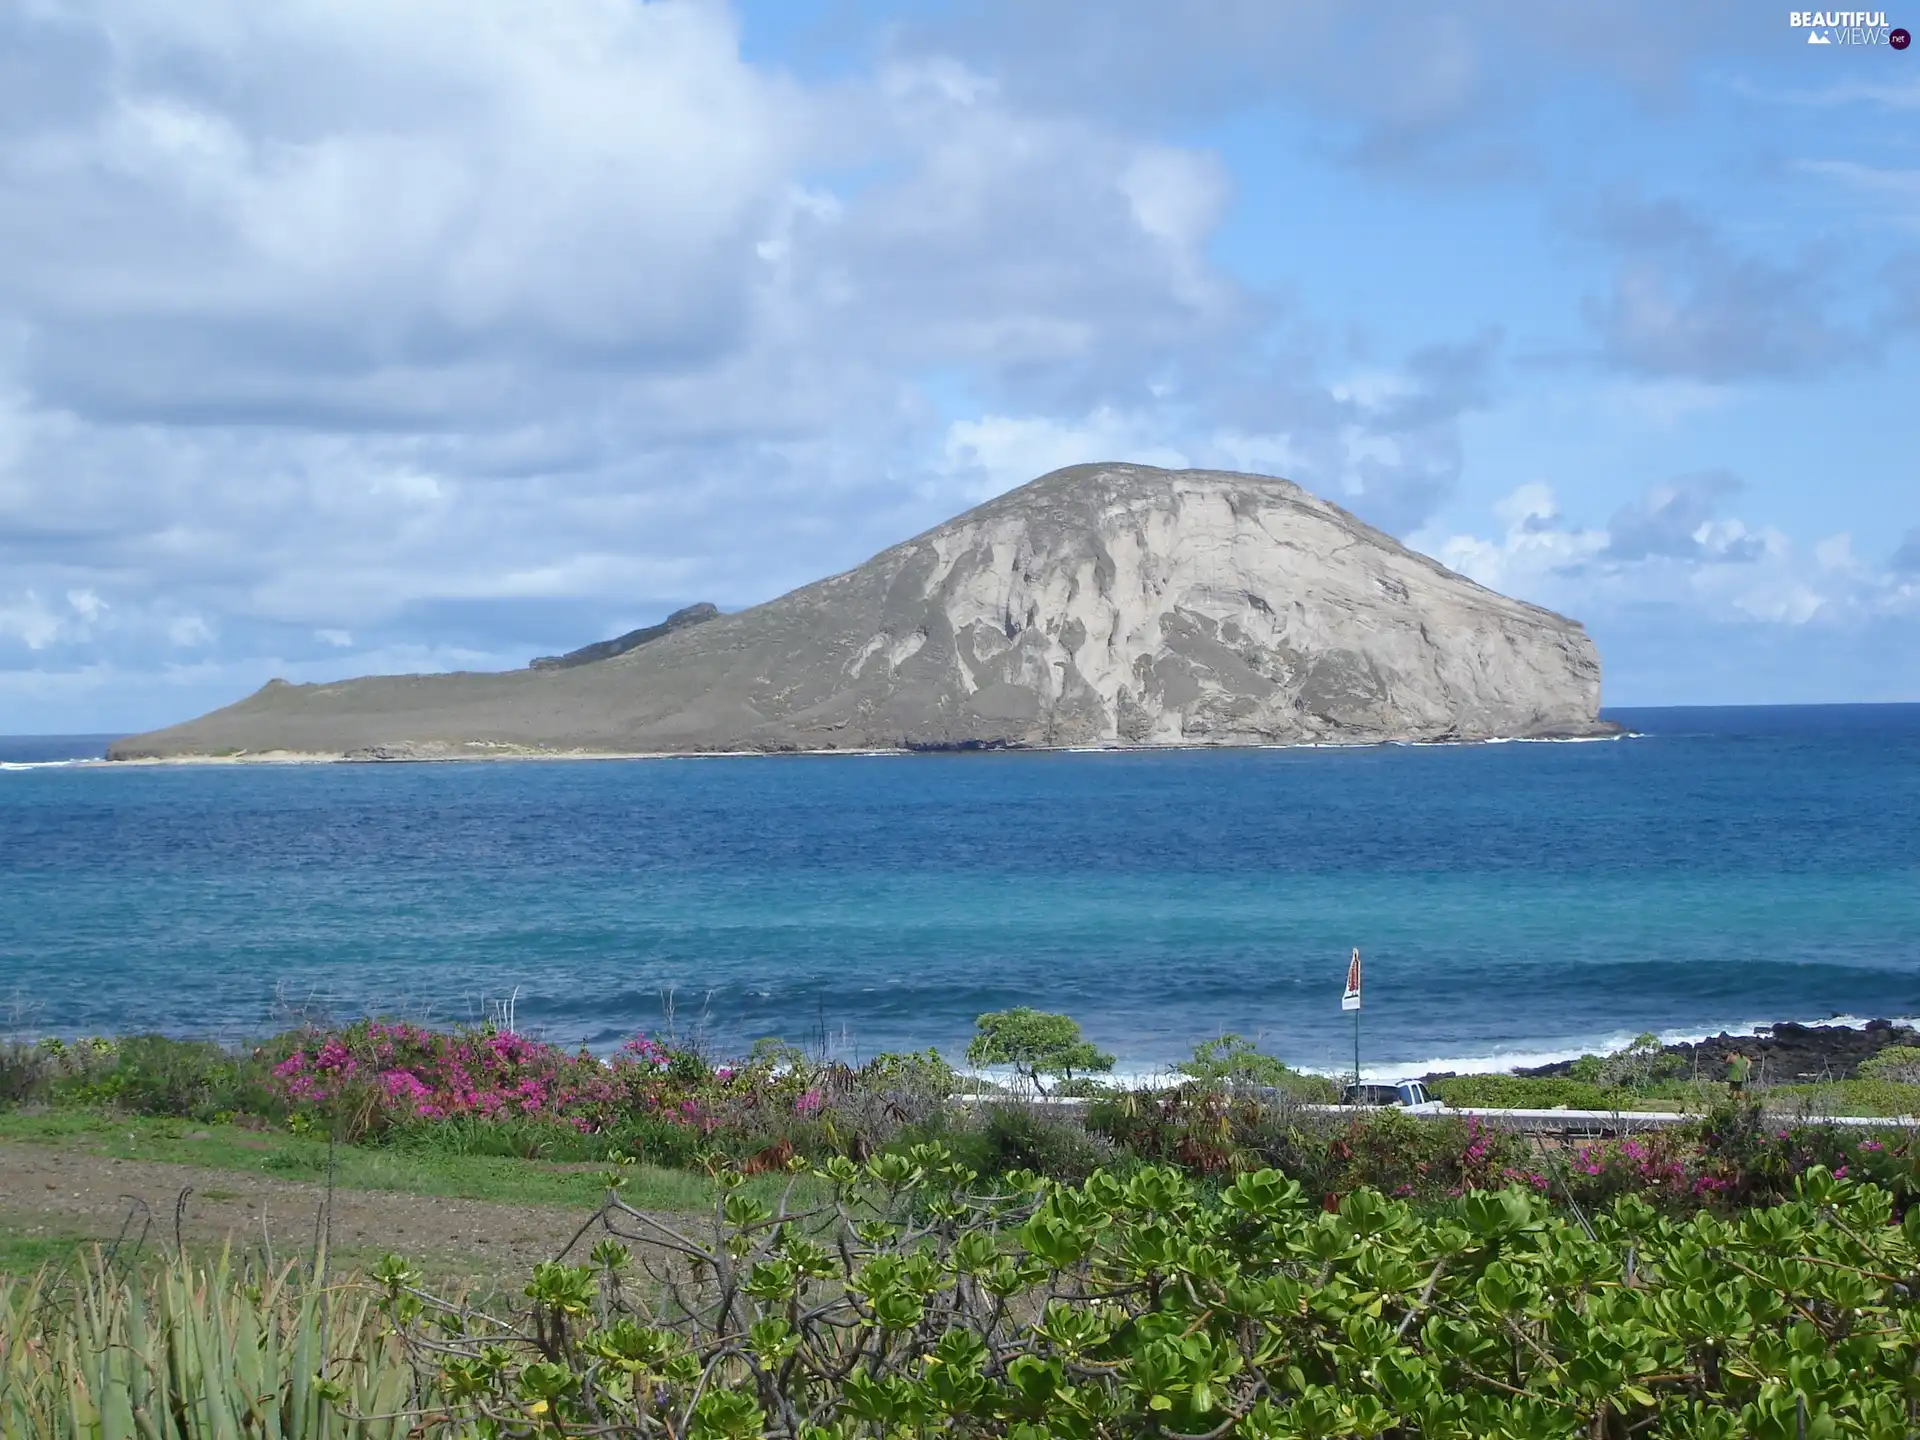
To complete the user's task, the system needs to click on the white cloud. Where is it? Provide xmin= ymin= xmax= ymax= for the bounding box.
xmin=6 ymin=1 xmax=1871 ymax=726
xmin=1814 ymin=533 xmax=1856 ymax=571
xmin=1597 ymin=378 xmax=1736 ymax=429
xmin=167 ymin=615 xmax=215 ymax=648
xmin=0 ymin=0 xmax=1534 ymax=731
xmin=7 ymin=0 xmax=803 ymax=365
xmin=1419 ymin=481 xmax=1919 ymax=642
xmin=1120 ymin=147 xmax=1230 ymax=251
xmin=1494 ymin=481 xmax=1558 ymax=529
xmin=0 ymin=593 xmax=69 ymax=651
xmin=940 ymin=411 xmax=1190 ymax=500
xmin=1730 ymin=580 xmax=1824 ymax=626
xmin=1420 ymin=484 xmax=1606 ymax=595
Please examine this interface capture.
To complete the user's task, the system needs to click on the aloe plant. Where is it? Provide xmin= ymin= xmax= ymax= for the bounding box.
xmin=0 ymin=1251 xmax=417 ymax=1440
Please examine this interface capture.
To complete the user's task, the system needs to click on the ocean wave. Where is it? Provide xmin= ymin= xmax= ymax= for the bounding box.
xmin=1380 ymin=732 xmax=1639 ymax=750
xmin=1440 ymin=733 xmax=1636 ymax=747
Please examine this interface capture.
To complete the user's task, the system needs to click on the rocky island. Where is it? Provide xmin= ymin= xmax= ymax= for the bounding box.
xmin=109 ymin=463 xmax=1615 ymax=760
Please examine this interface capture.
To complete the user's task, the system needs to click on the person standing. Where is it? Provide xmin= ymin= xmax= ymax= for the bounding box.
xmin=1728 ymin=1051 xmax=1752 ymax=1095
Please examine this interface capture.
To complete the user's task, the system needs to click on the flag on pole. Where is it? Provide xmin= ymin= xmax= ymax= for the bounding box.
xmin=1341 ymin=948 xmax=1362 ymax=1011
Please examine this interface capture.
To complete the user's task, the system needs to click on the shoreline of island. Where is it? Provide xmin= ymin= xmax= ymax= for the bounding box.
xmin=3 ymin=727 xmax=1637 ymax=771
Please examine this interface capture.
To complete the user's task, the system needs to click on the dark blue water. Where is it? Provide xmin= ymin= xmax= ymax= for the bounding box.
xmin=3 ymin=706 xmax=1918 ymax=1076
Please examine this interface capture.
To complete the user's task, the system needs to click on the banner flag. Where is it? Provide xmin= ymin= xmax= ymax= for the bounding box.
xmin=1341 ymin=947 xmax=1362 ymax=1012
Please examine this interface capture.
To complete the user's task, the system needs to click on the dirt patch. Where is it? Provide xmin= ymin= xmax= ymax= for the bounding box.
xmin=0 ymin=1141 xmax=607 ymax=1280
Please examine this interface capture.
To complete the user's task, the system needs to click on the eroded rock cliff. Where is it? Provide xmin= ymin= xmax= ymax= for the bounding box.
xmin=109 ymin=464 xmax=1611 ymax=759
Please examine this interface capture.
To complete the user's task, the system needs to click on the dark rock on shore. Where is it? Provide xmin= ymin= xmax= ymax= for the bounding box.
xmin=1516 ymin=1019 xmax=1920 ymax=1085
xmin=530 ymin=602 xmax=719 ymax=670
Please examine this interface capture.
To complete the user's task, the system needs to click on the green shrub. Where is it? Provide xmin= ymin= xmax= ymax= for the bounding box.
xmin=1175 ymin=1034 xmax=1338 ymax=1101
xmin=1554 ymin=1034 xmax=1686 ymax=1090
xmin=1430 ymin=1073 xmax=1734 ymax=1113
xmin=1595 ymin=1030 xmax=1684 ymax=1086
xmin=1048 ymin=1075 xmax=1118 ymax=1098
xmin=964 ymin=1008 xmax=1113 ymax=1095
xmin=358 ymin=1148 xmax=1920 ymax=1438
xmin=939 ymin=1102 xmax=1118 ymax=1183
xmin=381 ymin=1114 xmax=610 ymax=1163
xmin=0 ymin=1037 xmax=105 ymax=1106
xmin=1857 ymin=1045 xmax=1920 ymax=1084
xmin=1085 ymin=1089 xmax=1542 ymax=1199
xmin=1564 ymin=1052 xmax=1606 ymax=1082
xmin=17 ymin=1152 xmax=1920 ymax=1437
xmin=63 ymin=1034 xmax=280 ymax=1121
xmin=1764 ymin=1078 xmax=1920 ymax=1119
xmin=1430 ymin=1073 xmax=1631 ymax=1110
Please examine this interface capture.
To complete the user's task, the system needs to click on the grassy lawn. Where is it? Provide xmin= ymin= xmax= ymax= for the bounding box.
xmin=0 ymin=1229 xmax=98 ymax=1277
xmin=0 ymin=1108 xmax=822 ymax=1214
xmin=0 ymin=1226 xmax=548 ymax=1302
xmin=1427 ymin=1075 xmax=1727 ymax=1113
xmin=1428 ymin=1074 xmax=1920 ymax=1119
xmin=1764 ymin=1081 xmax=1920 ymax=1119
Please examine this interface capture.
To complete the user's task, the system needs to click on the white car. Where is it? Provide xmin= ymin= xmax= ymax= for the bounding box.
xmin=1341 ymin=1080 xmax=1445 ymax=1113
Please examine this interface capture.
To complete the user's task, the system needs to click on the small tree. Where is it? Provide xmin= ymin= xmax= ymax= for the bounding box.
xmin=966 ymin=1008 xmax=1114 ymax=1096
xmin=1858 ymin=1046 xmax=1920 ymax=1085
xmin=1599 ymin=1032 xmax=1683 ymax=1089
xmin=1177 ymin=1034 xmax=1337 ymax=1102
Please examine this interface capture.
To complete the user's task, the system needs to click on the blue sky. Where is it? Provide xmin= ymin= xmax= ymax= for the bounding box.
xmin=1 ymin=0 xmax=1916 ymax=732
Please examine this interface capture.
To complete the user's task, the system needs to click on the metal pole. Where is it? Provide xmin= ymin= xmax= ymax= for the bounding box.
xmin=1354 ymin=1006 xmax=1361 ymax=1087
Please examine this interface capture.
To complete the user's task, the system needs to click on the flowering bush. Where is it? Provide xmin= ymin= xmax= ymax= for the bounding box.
xmin=1689 ymin=1099 xmax=1920 ymax=1209
xmin=260 ymin=1023 xmax=918 ymax=1160
xmin=1086 ymin=1088 xmax=1547 ymax=1202
xmin=267 ymin=1022 xmax=632 ymax=1140
xmin=1562 ymin=1130 xmax=1731 ymax=1207
xmin=25 ymin=1021 xmax=1920 ymax=1222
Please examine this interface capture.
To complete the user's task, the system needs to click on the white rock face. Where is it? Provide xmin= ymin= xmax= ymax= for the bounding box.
xmin=110 ymin=465 xmax=1610 ymax=759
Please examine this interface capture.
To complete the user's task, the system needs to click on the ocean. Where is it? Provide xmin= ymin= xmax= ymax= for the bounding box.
xmin=3 ymin=706 xmax=1918 ymax=1079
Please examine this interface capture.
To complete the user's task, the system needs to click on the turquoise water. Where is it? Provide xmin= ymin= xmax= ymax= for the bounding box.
xmin=3 ymin=706 xmax=1918 ymax=1075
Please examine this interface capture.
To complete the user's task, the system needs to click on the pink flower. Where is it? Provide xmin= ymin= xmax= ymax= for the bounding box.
xmin=380 ymin=1069 xmax=431 ymax=1101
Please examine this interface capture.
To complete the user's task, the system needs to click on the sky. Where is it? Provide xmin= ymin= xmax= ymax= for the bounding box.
xmin=1 ymin=0 xmax=1917 ymax=733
